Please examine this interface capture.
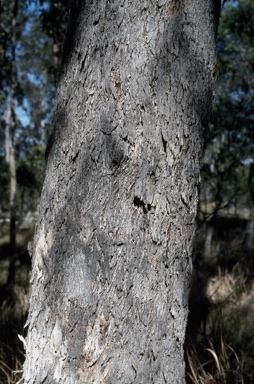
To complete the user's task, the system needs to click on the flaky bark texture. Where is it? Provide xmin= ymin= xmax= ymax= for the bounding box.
xmin=23 ymin=1 xmax=218 ymax=383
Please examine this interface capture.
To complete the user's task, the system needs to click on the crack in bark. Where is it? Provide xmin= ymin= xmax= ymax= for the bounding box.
xmin=133 ymin=196 xmax=151 ymax=214
xmin=161 ymin=130 xmax=167 ymax=154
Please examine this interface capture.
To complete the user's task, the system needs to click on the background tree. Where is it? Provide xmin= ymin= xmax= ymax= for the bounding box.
xmin=186 ymin=1 xmax=254 ymax=381
xmin=1 ymin=0 xmax=25 ymax=284
xmin=0 ymin=1 xmax=68 ymax=381
xmin=22 ymin=0 xmax=219 ymax=382
xmin=201 ymin=0 xmax=254 ymax=225
xmin=0 ymin=0 xmax=69 ymax=283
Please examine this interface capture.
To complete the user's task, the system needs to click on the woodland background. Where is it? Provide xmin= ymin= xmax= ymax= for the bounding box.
xmin=0 ymin=1 xmax=253 ymax=383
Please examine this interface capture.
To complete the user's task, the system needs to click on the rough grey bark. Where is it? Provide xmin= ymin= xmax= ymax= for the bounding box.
xmin=23 ymin=1 xmax=218 ymax=383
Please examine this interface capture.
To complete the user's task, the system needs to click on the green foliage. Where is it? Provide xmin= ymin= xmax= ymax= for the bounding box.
xmin=216 ymin=1 xmax=254 ymax=145
xmin=202 ymin=0 xmax=254 ymax=212
xmin=17 ymin=145 xmax=45 ymax=189
xmin=39 ymin=0 xmax=69 ymax=80
xmin=0 ymin=145 xmax=45 ymax=217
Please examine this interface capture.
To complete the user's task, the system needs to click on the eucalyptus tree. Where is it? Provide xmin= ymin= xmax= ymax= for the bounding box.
xmin=0 ymin=0 xmax=26 ymax=283
xmin=23 ymin=1 xmax=219 ymax=382
xmin=200 ymin=0 xmax=254 ymax=248
xmin=203 ymin=0 xmax=254 ymax=204
xmin=0 ymin=0 xmax=67 ymax=278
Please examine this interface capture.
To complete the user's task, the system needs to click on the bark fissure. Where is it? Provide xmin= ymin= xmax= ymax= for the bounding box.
xmin=133 ymin=196 xmax=152 ymax=214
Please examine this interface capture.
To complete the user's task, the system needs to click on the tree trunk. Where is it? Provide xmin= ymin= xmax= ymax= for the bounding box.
xmin=5 ymin=0 xmax=18 ymax=285
xmin=245 ymin=163 xmax=254 ymax=250
xmin=23 ymin=1 xmax=218 ymax=382
xmin=245 ymin=205 xmax=254 ymax=250
xmin=5 ymin=102 xmax=17 ymax=285
xmin=204 ymin=224 xmax=214 ymax=259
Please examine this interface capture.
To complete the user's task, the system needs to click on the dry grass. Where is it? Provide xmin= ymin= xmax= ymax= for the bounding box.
xmin=0 ymin=277 xmax=29 ymax=384
xmin=206 ymin=268 xmax=254 ymax=348
xmin=186 ymin=338 xmax=249 ymax=384
xmin=0 ymin=356 xmax=23 ymax=384
xmin=0 ymin=223 xmax=32 ymax=384
xmin=186 ymin=263 xmax=254 ymax=383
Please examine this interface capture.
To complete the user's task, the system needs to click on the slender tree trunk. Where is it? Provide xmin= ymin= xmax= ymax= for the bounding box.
xmin=245 ymin=163 xmax=254 ymax=250
xmin=4 ymin=109 xmax=11 ymax=164
xmin=204 ymin=224 xmax=214 ymax=259
xmin=245 ymin=205 xmax=254 ymax=250
xmin=23 ymin=1 xmax=218 ymax=382
xmin=7 ymin=116 xmax=17 ymax=284
xmin=5 ymin=0 xmax=18 ymax=284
